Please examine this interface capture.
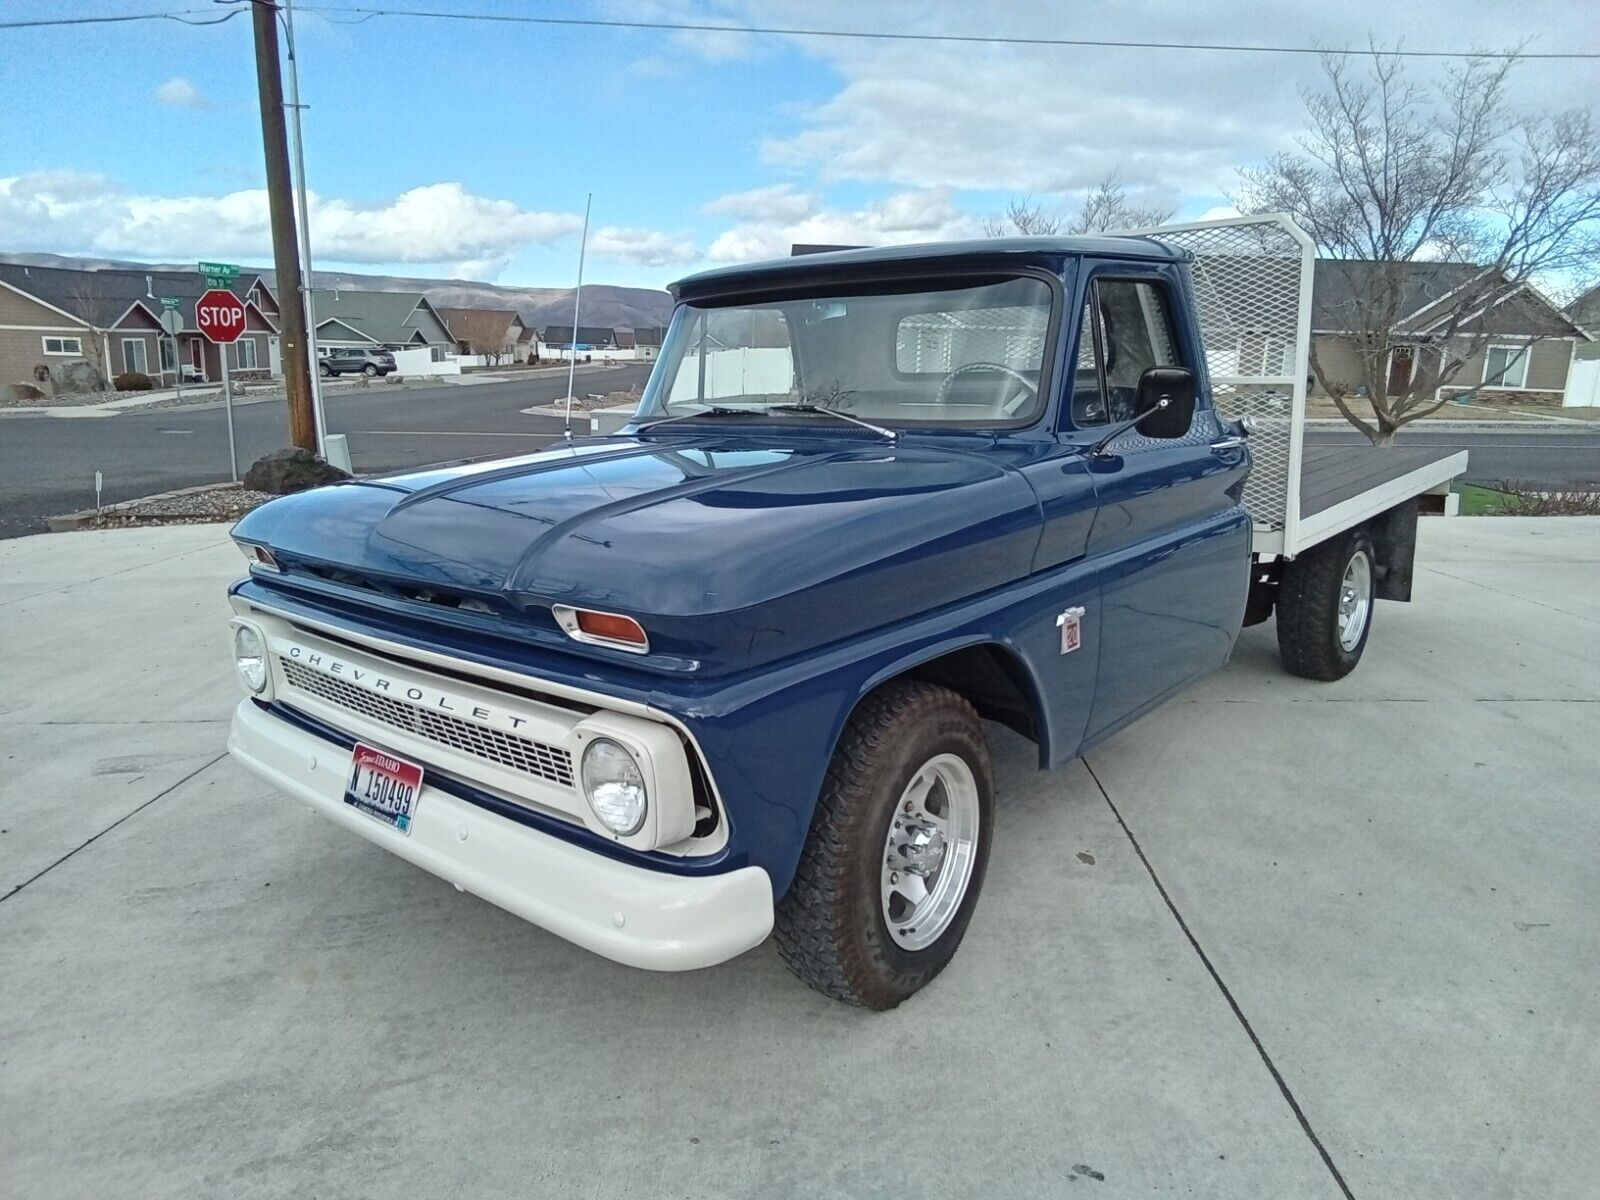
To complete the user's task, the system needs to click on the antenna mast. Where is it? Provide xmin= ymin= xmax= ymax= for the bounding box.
xmin=563 ymin=193 xmax=592 ymax=442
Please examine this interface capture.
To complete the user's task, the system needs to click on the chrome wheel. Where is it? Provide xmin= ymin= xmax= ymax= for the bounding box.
xmin=880 ymin=753 xmax=981 ymax=951
xmin=1337 ymin=549 xmax=1372 ymax=652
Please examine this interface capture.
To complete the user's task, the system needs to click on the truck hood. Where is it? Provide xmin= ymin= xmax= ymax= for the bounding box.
xmin=233 ymin=433 xmax=1042 ymax=673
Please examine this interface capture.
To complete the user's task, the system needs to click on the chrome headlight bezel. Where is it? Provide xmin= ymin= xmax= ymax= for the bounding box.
xmin=232 ymin=620 xmax=271 ymax=695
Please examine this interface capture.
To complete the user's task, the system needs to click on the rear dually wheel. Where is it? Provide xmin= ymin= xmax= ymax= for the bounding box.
xmin=1276 ymin=528 xmax=1376 ymax=680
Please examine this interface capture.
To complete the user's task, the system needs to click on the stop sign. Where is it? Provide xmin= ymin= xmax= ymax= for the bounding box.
xmin=196 ymin=288 xmax=247 ymax=344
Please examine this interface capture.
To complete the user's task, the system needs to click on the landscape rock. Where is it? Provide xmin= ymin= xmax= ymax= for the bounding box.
xmin=1 ymin=382 xmax=46 ymax=403
xmin=50 ymin=360 xmax=106 ymax=395
xmin=243 ymin=448 xmax=352 ymax=495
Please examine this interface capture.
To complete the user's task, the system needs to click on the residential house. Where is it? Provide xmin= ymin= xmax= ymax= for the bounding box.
xmin=0 ymin=268 xmax=100 ymax=388
xmin=437 ymin=307 xmax=529 ymax=363
xmin=0 ymin=262 xmax=282 ymax=388
xmin=516 ymin=319 xmax=541 ymax=362
xmin=309 ymin=289 xmax=454 ymax=359
xmin=543 ymin=324 xmax=618 ymax=351
xmin=615 ymin=326 xmax=664 ymax=361
xmin=1306 ymin=260 xmax=1589 ymax=404
xmin=1568 ymin=283 xmax=1600 ymax=360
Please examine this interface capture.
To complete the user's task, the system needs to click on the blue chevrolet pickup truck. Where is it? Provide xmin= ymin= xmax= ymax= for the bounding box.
xmin=226 ymin=222 xmax=1464 ymax=1008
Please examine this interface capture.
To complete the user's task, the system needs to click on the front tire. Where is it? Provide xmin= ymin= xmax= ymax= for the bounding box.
xmin=776 ymin=681 xmax=994 ymax=1009
xmin=1276 ymin=528 xmax=1376 ymax=680
xmin=319 ymin=364 xmax=333 ymax=377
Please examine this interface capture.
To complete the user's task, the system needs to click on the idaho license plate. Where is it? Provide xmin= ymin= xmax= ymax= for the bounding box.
xmin=344 ymin=744 xmax=424 ymax=835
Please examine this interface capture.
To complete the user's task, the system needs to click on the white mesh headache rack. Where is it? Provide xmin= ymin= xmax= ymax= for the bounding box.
xmin=1119 ymin=213 xmax=1313 ymax=557
xmin=1117 ymin=212 xmax=1466 ymax=558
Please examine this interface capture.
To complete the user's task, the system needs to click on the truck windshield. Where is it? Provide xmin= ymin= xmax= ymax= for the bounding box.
xmin=640 ymin=275 xmax=1054 ymax=428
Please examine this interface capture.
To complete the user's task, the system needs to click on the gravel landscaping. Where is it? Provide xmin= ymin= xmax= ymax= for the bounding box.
xmin=60 ymin=483 xmax=274 ymax=530
xmin=528 ymin=386 xmax=642 ymax=416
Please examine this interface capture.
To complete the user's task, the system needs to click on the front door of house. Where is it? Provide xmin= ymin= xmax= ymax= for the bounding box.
xmin=268 ymin=336 xmax=281 ymax=376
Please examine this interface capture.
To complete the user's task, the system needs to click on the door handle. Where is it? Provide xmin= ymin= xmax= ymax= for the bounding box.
xmin=1210 ymin=436 xmax=1247 ymax=452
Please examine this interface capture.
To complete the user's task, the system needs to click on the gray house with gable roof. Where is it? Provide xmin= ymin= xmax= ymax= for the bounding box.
xmin=309 ymin=289 xmax=455 ymax=359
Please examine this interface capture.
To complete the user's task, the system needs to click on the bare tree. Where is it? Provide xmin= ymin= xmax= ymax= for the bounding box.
xmin=1067 ymin=173 xmax=1174 ymax=233
xmin=447 ymin=308 xmax=515 ymax=367
xmin=1237 ymin=46 xmax=1600 ymax=444
xmin=982 ymin=197 xmax=1063 ymax=237
xmin=62 ymin=273 xmax=116 ymax=385
xmin=983 ymin=173 xmax=1174 ymax=237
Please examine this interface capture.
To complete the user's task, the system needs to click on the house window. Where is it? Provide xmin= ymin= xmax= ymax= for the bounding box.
xmin=1259 ymin=335 xmax=1292 ymax=376
xmin=1483 ymin=344 xmax=1529 ymax=389
xmin=121 ymin=338 xmax=149 ymax=374
xmin=234 ymin=339 xmax=259 ymax=370
xmin=159 ymin=337 xmax=176 ymax=373
xmin=42 ymin=335 xmax=83 ymax=356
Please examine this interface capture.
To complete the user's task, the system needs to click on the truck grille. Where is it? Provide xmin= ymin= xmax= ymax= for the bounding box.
xmin=279 ymin=657 xmax=574 ymax=787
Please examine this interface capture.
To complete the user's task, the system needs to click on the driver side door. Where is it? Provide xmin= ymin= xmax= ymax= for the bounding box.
xmin=1073 ymin=266 xmax=1251 ymax=741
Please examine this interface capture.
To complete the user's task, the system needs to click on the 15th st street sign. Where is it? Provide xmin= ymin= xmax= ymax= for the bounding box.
xmin=196 ymin=289 xmax=247 ymax=344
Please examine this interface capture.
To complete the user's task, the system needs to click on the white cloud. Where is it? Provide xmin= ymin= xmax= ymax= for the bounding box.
xmin=154 ymin=76 xmax=210 ymax=110
xmin=589 ymin=226 xmax=700 ymax=267
xmin=672 ymin=0 xmax=1598 ymax=209
xmin=707 ymin=186 xmax=981 ymax=262
xmin=703 ymin=183 xmax=818 ymax=223
xmin=0 ymin=172 xmax=676 ymax=277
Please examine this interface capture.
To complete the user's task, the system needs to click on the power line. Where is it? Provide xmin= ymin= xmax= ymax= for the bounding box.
xmin=6 ymin=4 xmax=1598 ymax=60
xmin=0 ymin=8 xmax=243 ymax=29
xmin=289 ymin=5 xmax=1599 ymax=60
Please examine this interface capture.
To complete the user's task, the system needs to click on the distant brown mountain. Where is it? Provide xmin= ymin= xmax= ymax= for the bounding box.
xmin=0 ymin=252 xmax=675 ymax=332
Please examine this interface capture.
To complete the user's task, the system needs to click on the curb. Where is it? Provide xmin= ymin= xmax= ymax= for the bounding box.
xmin=46 ymin=481 xmax=246 ymax=533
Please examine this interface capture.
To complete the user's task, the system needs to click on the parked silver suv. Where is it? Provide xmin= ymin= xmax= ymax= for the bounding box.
xmin=319 ymin=347 xmax=396 ymax=378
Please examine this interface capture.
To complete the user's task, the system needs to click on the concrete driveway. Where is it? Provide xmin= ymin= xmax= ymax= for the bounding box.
xmin=2 ymin=519 xmax=1595 ymax=1199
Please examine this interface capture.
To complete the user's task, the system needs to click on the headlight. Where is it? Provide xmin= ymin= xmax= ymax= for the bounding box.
xmin=233 ymin=623 xmax=268 ymax=693
xmin=581 ymin=738 xmax=647 ymax=836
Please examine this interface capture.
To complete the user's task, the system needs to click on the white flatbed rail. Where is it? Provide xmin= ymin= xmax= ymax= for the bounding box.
xmin=1124 ymin=214 xmax=1468 ymax=558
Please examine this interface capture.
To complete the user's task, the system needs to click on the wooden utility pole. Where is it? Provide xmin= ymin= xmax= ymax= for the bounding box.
xmin=250 ymin=0 xmax=316 ymax=451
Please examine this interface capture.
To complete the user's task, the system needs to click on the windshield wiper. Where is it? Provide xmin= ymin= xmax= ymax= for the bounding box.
xmin=766 ymin=403 xmax=896 ymax=442
xmin=634 ymin=405 xmax=760 ymax=432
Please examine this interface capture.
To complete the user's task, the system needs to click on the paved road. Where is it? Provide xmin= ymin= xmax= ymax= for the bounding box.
xmin=2 ymin=375 xmax=1596 ymax=538
xmin=1305 ymin=426 xmax=1600 ymax=491
xmin=0 ymin=365 xmax=651 ymax=539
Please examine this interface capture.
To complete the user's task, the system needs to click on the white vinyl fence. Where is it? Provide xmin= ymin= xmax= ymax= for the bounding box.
xmin=391 ymin=349 xmax=461 ymax=377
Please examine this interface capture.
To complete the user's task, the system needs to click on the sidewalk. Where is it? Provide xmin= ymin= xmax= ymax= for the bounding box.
xmin=0 ymin=362 xmax=622 ymax=419
xmin=1 ymin=519 xmax=1596 ymax=1198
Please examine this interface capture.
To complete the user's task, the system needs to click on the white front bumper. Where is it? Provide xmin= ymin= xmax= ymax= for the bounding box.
xmin=227 ymin=699 xmax=773 ymax=971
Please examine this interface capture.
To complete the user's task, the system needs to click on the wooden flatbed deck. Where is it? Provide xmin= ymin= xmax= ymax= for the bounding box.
xmin=1299 ymin=446 xmax=1460 ymax=519
xmin=1254 ymin=444 xmax=1470 ymax=556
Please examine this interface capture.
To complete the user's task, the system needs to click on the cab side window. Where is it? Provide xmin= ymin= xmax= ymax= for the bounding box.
xmin=1071 ymin=278 xmax=1182 ymax=426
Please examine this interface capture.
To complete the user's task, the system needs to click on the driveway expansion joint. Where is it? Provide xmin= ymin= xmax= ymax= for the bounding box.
xmin=1084 ymin=757 xmax=1357 ymax=1200
xmin=0 ymin=751 xmax=228 ymax=906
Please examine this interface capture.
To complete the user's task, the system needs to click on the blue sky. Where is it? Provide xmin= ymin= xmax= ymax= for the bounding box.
xmin=2 ymin=1 xmax=1594 ymax=290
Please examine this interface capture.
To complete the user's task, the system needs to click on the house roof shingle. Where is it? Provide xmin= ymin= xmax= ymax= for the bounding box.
xmin=310 ymin=288 xmax=449 ymax=345
xmin=0 ymin=263 xmax=273 ymax=331
xmin=544 ymin=324 xmax=617 ymax=347
xmin=435 ymin=307 xmax=524 ymax=344
xmin=1311 ymin=260 xmax=1583 ymax=338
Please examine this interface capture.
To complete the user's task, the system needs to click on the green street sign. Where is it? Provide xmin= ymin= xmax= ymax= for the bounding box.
xmin=160 ymin=296 xmax=181 ymax=311
xmin=197 ymin=260 xmax=240 ymax=286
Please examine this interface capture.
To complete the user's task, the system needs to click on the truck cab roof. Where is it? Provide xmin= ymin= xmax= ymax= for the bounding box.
xmin=672 ymin=235 xmax=1191 ymax=300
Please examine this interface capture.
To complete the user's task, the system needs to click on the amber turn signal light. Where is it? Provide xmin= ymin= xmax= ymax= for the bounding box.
xmin=552 ymin=605 xmax=650 ymax=653
xmin=576 ymin=610 xmax=647 ymax=645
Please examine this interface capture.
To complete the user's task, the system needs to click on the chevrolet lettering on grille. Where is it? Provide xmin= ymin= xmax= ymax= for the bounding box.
xmin=283 ymin=644 xmax=531 ymax=734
